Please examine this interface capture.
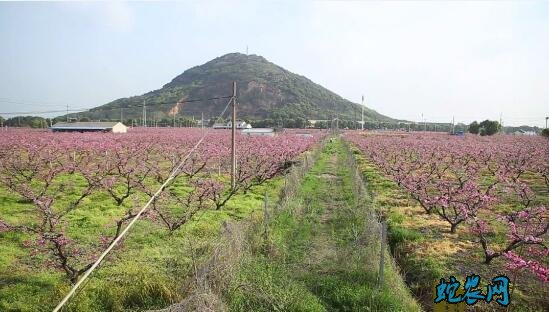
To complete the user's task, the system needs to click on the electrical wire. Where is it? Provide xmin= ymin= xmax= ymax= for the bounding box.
xmin=0 ymin=95 xmax=234 ymax=116
xmin=0 ymin=78 xmax=265 ymax=117
xmin=51 ymin=95 xmax=235 ymax=312
xmin=0 ymin=109 xmax=87 ymax=115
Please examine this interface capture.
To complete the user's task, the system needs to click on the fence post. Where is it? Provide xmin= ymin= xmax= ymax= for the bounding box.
xmin=263 ymin=191 xmax=269 ymax=237
xmin=378 ymin=221 xmax=387 ymax=288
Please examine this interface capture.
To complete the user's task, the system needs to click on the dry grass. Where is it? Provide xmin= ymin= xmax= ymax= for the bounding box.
xmin=150 ymin=143 xmax=326 ymax=312
xmin=351 ymin=147 xmax=549 ymax=311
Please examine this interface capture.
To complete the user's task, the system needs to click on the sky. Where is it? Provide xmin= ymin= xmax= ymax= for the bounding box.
xmin=0 ymin=1 xmax=548 ymax=127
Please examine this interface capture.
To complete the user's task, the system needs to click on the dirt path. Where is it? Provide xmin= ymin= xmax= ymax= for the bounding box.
xmin=304 ymin=155 xmax=342 ymax=270
xmin=179 ymin=137 xmax=422 ymax=311
xmin=273 ymin=138 xmax=379 ymax=310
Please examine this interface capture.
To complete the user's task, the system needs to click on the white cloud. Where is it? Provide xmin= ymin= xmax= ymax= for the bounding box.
xmin=102 ymin=2 xmax=135 ymax=32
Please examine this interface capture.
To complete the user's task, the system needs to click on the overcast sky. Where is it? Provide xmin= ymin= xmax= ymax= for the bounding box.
xmin=1 ymin=1 xmax=547 ymax=127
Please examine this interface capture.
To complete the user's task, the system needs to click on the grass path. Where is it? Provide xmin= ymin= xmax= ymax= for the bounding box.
xmin=225 ymin=138 xmax=420 ymax=311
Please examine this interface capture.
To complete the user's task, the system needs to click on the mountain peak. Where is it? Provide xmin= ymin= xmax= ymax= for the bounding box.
xmin=215 ymin=52 xmax=268 ymax=62
xmin=83 ymin=53 xmax=393 ymax=123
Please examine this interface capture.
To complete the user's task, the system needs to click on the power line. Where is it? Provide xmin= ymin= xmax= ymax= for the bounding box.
xmin=0 ymin=97 xmax=71 ymax=106
xmin=0 ymin=77 xmax=265 ymax=117
xmin=94 ymin=95 xmax=233 ymax=111
xmin=0 ymin=95 xmax=234 ymax=117
xmin=52 ymin=94 xmax=235 ymax=312
xmin=0 ymin=109 xmax=87 ymax=115
xmin=0 ymin=77 xmax=270 ymax=119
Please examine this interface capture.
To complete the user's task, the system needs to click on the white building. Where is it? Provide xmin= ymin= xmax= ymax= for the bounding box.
xmin=50 ymin=122 xmax=128 ymax=133
xmin=213 ymin=120 xmax=252 ymax=129
xmin=241 ymin=128 xmax=275 ymax=136
xmin=513 ymin=130 xmax=537 ymax=136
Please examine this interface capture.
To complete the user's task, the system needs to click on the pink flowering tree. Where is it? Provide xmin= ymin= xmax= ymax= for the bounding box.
xmin=470 ymin=206 xmax=547 ymax=272
xmin=0 ymin=128 xmax=323 ymax=283
xmin=344 ymin=131 xmax=548 ymax=272
xmin=504 ymin=248 xmax=548 ymax=282
xmin=149 ymin=178 xmax=222 ymax=233
xmin=0 ymin=141 xmax=136 ymax=283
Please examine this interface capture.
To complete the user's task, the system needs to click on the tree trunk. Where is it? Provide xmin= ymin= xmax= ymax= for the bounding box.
xmin=484 ymin=254 xmax=497 ymax=264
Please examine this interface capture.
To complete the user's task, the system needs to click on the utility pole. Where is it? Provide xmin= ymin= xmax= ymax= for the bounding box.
xmin=201 ymin=112 xmax=204 ymax=135
xmin=361 ymin=95 xmax=364 ymax=131
xmin=499 ymin=113 xmax=503 ymax=134
xmin=546 ymin=116 xmax=548 ymax=129
xmin=142 ymin=100 xmax=147 ymax=127
xmin=378 ymin=221 xmax=387 ymax=288
xmin=354 ymin=105 xmax=357 ymax=130
xmin=231 ymin=81 xmax=237 ymax=191
xmin=452 ymin=116 xmax=455 ymax=134
xmin=66 ymin=104 xmax=69 ymax=122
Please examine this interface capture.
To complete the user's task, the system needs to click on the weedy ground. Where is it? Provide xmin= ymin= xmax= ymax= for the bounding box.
xmin=0 ymin=172 xmax=284 ymax=311
xmin=220 ymin=137 xmax=420 ymax=311
xmin=350 ymin=144 xmax=548 ymax=311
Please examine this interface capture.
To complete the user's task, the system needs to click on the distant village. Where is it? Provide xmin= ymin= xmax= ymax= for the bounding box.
xmin=0 ymin=115 xmax=545 ymax=136
xmin=45 ymin=119 xmax=281 ymax=137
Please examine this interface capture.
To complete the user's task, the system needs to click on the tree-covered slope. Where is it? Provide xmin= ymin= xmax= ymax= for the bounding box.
xmin=76 ymin=53 xmax=394 ymax=122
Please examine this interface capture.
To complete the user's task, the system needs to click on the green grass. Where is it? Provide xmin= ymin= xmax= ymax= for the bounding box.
xmin=223 ymin=138 xmax=421 ymax=311
xmin=0 ymin=173 xmax=284 ymax=311
xmin=227 ymin=258 xmax=326 ymax=312
xmin=349 ymin=143 xmax=549 ymax=311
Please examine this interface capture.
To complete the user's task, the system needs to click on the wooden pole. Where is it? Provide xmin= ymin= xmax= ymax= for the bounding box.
xmin=231 ymin=81 xmax=237 ymax=190
xmin=378 ymin=221 xmax=386 ymax=288
xmin=264 ymin=191 xmax=269 ymax=236
xmin=201 ymin=112 xmax=204 ymax=135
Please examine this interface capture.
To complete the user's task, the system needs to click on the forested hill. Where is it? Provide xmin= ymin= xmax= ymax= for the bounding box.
xmin=72 ymin=53 xmax=395 ymax=123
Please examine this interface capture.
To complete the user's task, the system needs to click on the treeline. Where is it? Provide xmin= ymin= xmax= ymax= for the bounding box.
xmin=468 ymin=120 xmax=501 ymax=136
xmin=2 ymin=115 xmax=546 ymax=136
xmin=467 ymin=120 xmax=548 ymax=137
xmin=253 ymin=118 xmax=463 ymax=132
xmin=0 ymin=116 xmax=200 ymax=128
xmin=0 ymin=116 xmax=53 ymax=128
xmin=0 ymin=115 xmax=464 ymax=132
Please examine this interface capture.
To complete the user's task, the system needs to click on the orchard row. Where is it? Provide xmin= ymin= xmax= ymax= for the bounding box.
xmin=345 ymin=132 xmax=548 ymax=282
xmin=0 ymin=128 xmax=325 ymax=283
